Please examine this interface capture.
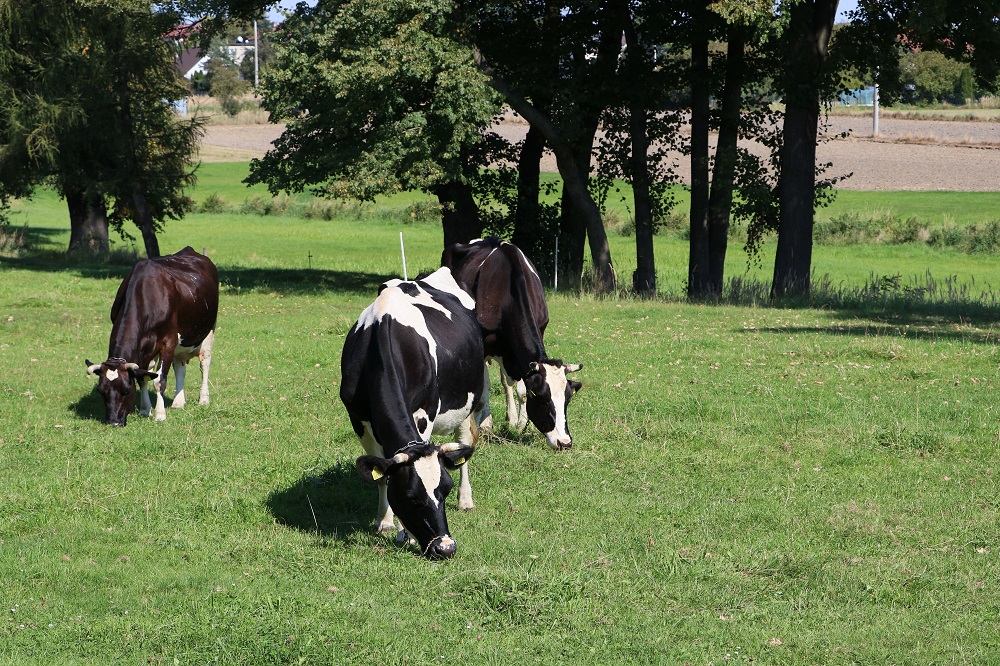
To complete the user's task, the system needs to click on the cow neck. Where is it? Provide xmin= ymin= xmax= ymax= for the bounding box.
xmin=107 ymin=296 xmax=151 ymax=366
xmin=502 ymin=263 xmax=547 ymax=380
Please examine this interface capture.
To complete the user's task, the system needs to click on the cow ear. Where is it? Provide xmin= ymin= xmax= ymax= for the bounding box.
xmin=439 ymin=444 xmax=475 ymax=469
xmin=356 ymin=456 xmax=394 ymax=482
xmin=525 ymin=371 xmax=546 ymax=396
xmin=569 ymin=380 xmax=582 ymax=394
xmin=128 ymin=367 xmax=157 ymax=381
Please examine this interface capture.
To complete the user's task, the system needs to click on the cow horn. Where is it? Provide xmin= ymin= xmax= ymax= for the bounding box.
xmin=85 ymin=360 xmax=101 ymax=375
xmin=124 ymin=362 xmax=140 ymax=371
xmin=528 ymin=361 xmax=540 ymax=373
xmin=565 ymin=363 xmax=582 ymax=373
xmin=439 ymin=442 xmax=464 ymax=453
xmin=392 ymin=452 xmax=411 ymax=465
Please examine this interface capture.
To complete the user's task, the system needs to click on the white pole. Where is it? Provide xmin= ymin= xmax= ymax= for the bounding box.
xmin=400 ymin=232 xmax=408 ymax=280
xmin=253 ymin=20 xmax=259 ymax=89
xmin=873 ymin=81 xmax=879 ymax=136
xmin=553 ymin=236 xmax=559 ymax=293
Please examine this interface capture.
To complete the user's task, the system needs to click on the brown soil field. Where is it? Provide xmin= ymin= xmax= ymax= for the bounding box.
xmin=200 ymin=114 xmax=1000 ymax=191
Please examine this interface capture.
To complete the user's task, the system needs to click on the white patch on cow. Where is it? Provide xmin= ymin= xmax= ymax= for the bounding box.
xmin=412 ymin=453 xmax=443 ymax=508
xmin=433 ymin=392 xmax=475 ymax=436
xmin=510 ymin=242 xmax=541 ymax=281
xmin=105 ymin=368 xmax=119 ymax=381
xmin=541 ymin=365 xmax=571 ymax=449
xmin=356 ymin=274 xmax=462 ymax=372
xmin=421 ymin=267 xmax=475 ymax=310
xmin=412 ymin=408 xmax=432 ymax=441
xmin=476 ymin=247 xmax=500 ymax=273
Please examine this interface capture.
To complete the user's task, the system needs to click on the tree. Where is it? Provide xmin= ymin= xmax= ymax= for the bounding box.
xmin=770 ymin=0 xmax=839 ymax=299
xmin=0 ymin=0 xmax=203 ymax=259
xmin=247 ymin=0 xmax=500 ymax=247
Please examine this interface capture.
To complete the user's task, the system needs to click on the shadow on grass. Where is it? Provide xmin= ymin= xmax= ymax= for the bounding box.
xmin=265 ymin=461 xmax=376 ymax=540
xmin=69 ymin=386 xmax=106 ymax=422
xmin=1 ymin=252 xmax=391 ymax=297
xmin=739 ymin=318 xmax=1000 ymax=345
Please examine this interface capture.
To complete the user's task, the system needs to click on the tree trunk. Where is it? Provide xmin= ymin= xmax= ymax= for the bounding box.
xmin=688 ymin=38 xmax=711 ymax=298
xmin=631 ymin=105 xmax=655 ymax=296
xmin=436 ymin=180 xmax=483 ymax=247
xmin=706 ymin=32 xmax=746 ymax=295
xmin=771 ymin=0 xmax=839 ymax=299
xmin=132 ymin=189 xmax=161 ymax=258
xmin=512 ymin=124 xmax=546 ymax=258
xmin=66 ymin=188 xmax=110 ymax=258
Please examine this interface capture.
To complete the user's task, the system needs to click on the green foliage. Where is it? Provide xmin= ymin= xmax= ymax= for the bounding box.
xmin=900 ymin=49 xmax=970 ymax=104
xmin=249 ymin=0 xmax=502 ymax=201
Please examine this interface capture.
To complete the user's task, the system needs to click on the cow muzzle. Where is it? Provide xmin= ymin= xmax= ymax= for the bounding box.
xmin=545 ymin=432 xmax=572 ymax=451
xmin=424 ymin=535 xmax=457 ymax=559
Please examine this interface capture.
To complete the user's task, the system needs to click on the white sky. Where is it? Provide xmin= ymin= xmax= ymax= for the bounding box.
xmin=837 ymin=0 xmax=859 ymax=22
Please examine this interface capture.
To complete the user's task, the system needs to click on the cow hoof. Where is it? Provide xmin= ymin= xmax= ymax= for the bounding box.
xmin=374 ymin=521 xmax=396 ymax=535
xmin=171 ymin=400 xmax=186 ymax=409
xmin=199 ymin=396 xmax=210 ymax=406
xmin=459 ymin=499 xmax=475 ymax=512
xmin=479 ymin=415 xmax=494 ymax=433
xmin=154 ymin=412 xmax=167 ymax=422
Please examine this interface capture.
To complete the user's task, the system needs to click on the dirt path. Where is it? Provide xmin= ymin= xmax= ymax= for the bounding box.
xmin=201 ymin=115 xmax=1000 ymax=191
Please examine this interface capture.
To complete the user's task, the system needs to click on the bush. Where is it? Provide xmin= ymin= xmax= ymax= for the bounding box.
xmin=199 ymin=193 xmax=229 ymax=214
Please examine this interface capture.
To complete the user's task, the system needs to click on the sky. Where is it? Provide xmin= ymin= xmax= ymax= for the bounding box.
xmin=266 ymin=1 xmax=862 ymax=25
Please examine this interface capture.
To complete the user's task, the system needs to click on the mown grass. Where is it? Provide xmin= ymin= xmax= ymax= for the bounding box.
xmin=2 ymin=169 xmax=999 ymax=664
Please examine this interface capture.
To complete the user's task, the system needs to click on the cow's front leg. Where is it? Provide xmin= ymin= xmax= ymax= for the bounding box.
xmin=198 ymin=330 xmax=214 ymax=406
xmin=138 ymin=376 xmax=153 ymax=417
xmin=475 ymin=363 xmax=493 ymax=433
xmin=154 ymin=355 xmax=172 ymax=421
xmin=360 ymin=423 xmax=396 ymax=533
xmin=455 ymin=414 xmax=476 ymax=511
xmin=171 ymin=359 xmax=187 ymax=409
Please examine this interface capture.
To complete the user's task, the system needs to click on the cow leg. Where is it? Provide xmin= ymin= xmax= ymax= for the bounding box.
xmin=138 ymin=376 xmax=153 ymax=417
xmin=360 ymin=423 xmax=396 ymax=534
xmin=171 ymin=360 xmax=187 ymax=409
xmin=198 ymin=330 xmax=214 ymax=406
xmin=514 ymin=378 xmax=528 ymax=430
xmin=455 ymin=414 xmax=477 ymax=512
xmin=154 ymin=354 xmax=173 ymax=422
xmin=475 ymin=363 xmax=494 ymax=433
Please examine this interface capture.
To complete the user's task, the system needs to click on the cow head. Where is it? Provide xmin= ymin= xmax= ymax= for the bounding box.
xmin=356 ymin=442 xmax=475 ymax=559
xmin=85 ymin=357 xmax=157 ymax=426
xmin=524 ymin=360 xmax=583 ymax=451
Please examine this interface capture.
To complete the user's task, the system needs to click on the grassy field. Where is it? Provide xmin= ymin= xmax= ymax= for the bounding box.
xmin=2 ymin=168 xmax=999 ymax=664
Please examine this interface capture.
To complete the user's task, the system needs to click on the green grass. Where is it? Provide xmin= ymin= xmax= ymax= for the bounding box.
xmin=2 ymin=167 xmax=1000 ymax=663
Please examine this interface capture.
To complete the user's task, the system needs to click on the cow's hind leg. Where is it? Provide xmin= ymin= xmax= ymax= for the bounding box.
xmin=171 ymin=359 xmax=187 ymax=409
xmin=198 ymin=330 xmax=214 ymax=406
xmin=500 ymin=365 xmax=528 ymax=430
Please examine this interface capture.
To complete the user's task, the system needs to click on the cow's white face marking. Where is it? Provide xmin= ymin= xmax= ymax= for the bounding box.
xmin=541 ymin=365 xmax=571 ymax=448
xmin=105 ymin=368 xmax=120 ymax=381
xmin=412 ymin=453 xmax=443 ymax=508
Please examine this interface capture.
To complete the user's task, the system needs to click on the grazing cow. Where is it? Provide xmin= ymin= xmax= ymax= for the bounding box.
xmin=340 ymin=267 xmax=483 ymax=559
xmin=85 ymin=246 xmax=218 ymax=426
xmin=442 ymin=237 xmax=582 ymax=450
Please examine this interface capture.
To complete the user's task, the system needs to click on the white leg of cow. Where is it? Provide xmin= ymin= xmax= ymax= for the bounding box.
xmin=198 ymin=330 xmax=214 ymax=406
xmin=500 ymin=368 xmax=519 ymax=426
xmin=171 ymin=360 xmax=187 ymax=409
xmin=514 ymin=378 xmax=528 ymax=430
xmin=476 ymin=363 xmax=494 ymax=433
xmin=455 ymin=415 xmax=476 ymax=512
xmin=153 ymin=387 xmax=167 ymax=421
xmin=138 ymin=377 xmax=153 ymax=417
xmin=361 ymin=423 xmax=396 ymax=534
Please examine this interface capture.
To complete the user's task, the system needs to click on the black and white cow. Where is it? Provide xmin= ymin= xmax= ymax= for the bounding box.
xmin=442 ymin=237 xmax=582 ymax=450
xmin=340 ymin=267 xmax=484 ymax=559
xmin=85 ymin=246 xmax=218 ymax=426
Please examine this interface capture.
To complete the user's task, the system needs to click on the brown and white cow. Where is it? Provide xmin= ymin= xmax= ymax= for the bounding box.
xmin=442 ymin=237 xmax=582 ymax=450
xmin=85 ymin=246 xmax=218 ymax=426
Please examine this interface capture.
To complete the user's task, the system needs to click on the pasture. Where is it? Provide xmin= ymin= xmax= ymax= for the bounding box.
xmin=2 ymin=169 xmax=999 ymax=664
